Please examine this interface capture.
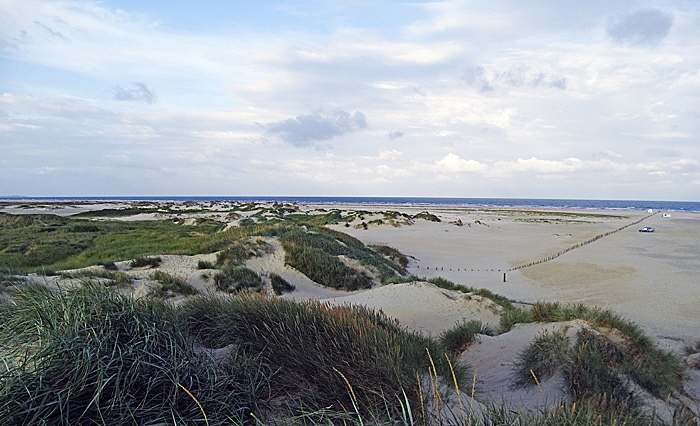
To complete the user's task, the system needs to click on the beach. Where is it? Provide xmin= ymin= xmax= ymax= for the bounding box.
xmin=3 ymin=200 xmax=700 ymax=415
xmin=317 ymin=204 xmax=700 ymax=343
xmin=2 ymin=200 xmax=698 ymax=342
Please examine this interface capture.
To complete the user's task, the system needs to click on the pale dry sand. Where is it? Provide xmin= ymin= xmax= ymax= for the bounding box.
xmin=325 ymin=205 xmax=700 ymax=345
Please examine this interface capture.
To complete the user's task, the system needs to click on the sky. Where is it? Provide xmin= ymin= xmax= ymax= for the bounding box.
xmin=1 ymin=0 xmax=699 ymax=200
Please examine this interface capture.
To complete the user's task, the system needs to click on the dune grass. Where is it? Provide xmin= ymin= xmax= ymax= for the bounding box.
xmin=181 ymin=293 xmax=464 ymax=420
xmin=370 ymin=244 xmax=410 ymax=268
xmin=276 ymin=225 xmax=408 ymax=290
xmin=213 ymin=266 xmax=264 ymax=293
xmin=0 ymin=281 xmax=694 ymax=425
xmin=130 ymin=255 xmax=162 ymax=268
xmin=59 ymin=267 xmax=133 ymax=287
xmin=427 ymin=277 xmax=515 ymax=311
xmin=439 ymin=320 xmax=496 ymax=355
xmin=151 ymin=270 xmax=199 ymax=296
xmin=270 ymin=272 xmax=295 ymax=295
xmin=0 ymin=283 xmax=261 ymax=426
xmin=0 ymin=284 xmax=467 ymax=425
xmin=512 ymin=330 xmax=571 ymax=387
xmin=476 ymin=400 xmax=681 ymax=426
xmin=215 ymin=238 xmax=273 ymax=266
xmin=0 ymin=210 xmax=409 ymax=291
xmin=511 ymin=304 xmax=685 ymax=412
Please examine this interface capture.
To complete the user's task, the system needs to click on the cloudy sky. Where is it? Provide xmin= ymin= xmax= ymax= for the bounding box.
xmin=1 ymin=0 xmax=699 ymax=200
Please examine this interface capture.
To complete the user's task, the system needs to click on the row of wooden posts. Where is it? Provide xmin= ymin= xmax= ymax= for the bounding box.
xmin=412 ymin=212 xmax=657 ymax=282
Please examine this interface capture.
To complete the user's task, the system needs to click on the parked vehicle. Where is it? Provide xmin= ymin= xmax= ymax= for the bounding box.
xmin=639 ymin=227 xmax=655 ymax=232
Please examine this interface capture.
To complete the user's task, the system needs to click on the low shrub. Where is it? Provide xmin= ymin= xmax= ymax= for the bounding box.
xmin=129 ymin=256 xmax=162 ymax=268
xmin=477 ymin=400 xmax=672 ymax=426
xmin=196 ymin=259 xmax=216 ymax=269
xmin=512 ymin=330 xmax=571 ymax=387
xmin=151 ymin=270 xmax=199 ymax=296
xmin=97 ymin=260 xmax=118 ymax=270
xmin=685 ymin=340 xmax=700 ymax=356
xmin=213 ymin=266 xmax=263 ymax=293
xmin=513 ymin=326 xmax=684 ymax=410
xmin=270 ymin=273 xmax=295 ymax=295
xmin=283 ymin=244 xmax=372 ymax=291
xmin=440 ymin=320 xmax=495 ymax=354
xmin=216 ymin=239 xmax=272 ymax=266
xmin=413 ymin=211 xmax=441 ymax=222
xmin=371 ymin=245 xmax=410 ymax=268
xmin=427 ymin=277 xmax=514 ymax=312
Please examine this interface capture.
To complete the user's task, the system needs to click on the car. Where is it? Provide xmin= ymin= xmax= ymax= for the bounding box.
xmin=639 ymin=227 xmax=655 ymax=232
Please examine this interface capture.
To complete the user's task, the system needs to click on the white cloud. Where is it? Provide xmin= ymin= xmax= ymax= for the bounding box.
xmin=435 ymin=153 xmax=488 ymax=173
xmin=375 ymin=149 xmax=404 ymax=161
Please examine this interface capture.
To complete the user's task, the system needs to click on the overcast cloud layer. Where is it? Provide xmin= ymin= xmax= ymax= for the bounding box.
xmin=1 ymin=0 xmax=699 ymax=200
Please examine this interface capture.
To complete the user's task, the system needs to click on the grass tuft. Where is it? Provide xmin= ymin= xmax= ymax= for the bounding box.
xmin=130 ymin=256 xmax=162 ymax=268
xmin=440 ymin=320 xmax=495 ymax=355
xmin=181 ymin=294 xmax=464 ymax=419
xmin=213 ymin=266 xmax=263 ymax=293
xmin=270 ymin=273 xmax=295 ymax=295
xmin=151 ymin=270 xmax=199 ymax=296
xmin=0 ymin=283 xmax=262 ymax=425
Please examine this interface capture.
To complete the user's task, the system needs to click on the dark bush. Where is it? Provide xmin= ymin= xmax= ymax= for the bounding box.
xmin=270 ymin=273 xmax=295 ymax=295
xmin=214 ymin=266 xmax=263 ymax=293
xmin=130 ymin=256 xmax=162 ymax=268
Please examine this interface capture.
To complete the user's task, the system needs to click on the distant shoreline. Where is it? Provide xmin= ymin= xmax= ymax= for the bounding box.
xmin=2 ymin=196 xmax=699 ymax=212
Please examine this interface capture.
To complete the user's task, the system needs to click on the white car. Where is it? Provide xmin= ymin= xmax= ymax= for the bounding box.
xmin=639 ymin=227 xmax=655 ymax=232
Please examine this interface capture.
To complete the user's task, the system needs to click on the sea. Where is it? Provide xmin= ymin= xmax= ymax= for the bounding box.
xmin=3 ymin=196 xmax=700 ymax=212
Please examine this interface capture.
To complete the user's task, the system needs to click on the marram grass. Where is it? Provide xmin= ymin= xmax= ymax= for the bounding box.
xmin=0 ymin=283 xmax=261 ymax=426
xmin=0 ymin=284 xmax=469 ymax=426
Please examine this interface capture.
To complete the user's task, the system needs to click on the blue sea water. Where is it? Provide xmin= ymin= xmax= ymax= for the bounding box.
xmin=3 ymin=196 xmax=700 ymax=212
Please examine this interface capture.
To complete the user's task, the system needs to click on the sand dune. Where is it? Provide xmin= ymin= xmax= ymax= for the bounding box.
xmin=5 ymin=201 xmax=700 ymax=417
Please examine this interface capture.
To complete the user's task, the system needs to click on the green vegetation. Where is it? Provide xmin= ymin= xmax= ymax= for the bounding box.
xmin=181 ymin=292 xmax=462 ymax=419
xmin=73 ymin=207 xmax=164 ymax=217
xmin=511 ymin=303 xmax=685 ymax=409
xmin=60 ymin=268 xmax=133 ymax=287
xmin=477 ymin=401 xmax=684 ymax=426
xmin=439 ymin=320 xmax=495 ymax=355
xmin=413 ymin=211 xmax=441 ymax=222
xmin=371 ymin=244 xmax=410 ymax=268
xmin=130 ymin=255 xmax=162 ymax=268
xmin=0 ymin=204 xmax=695 ymax=426
xmin=270 ymin=272 xmax=295 ymax=295
xmin=0 ymin=284 xmax=259 ymax=426
xmin=196 ymin=259 xmax=216 ymax=269
xmin=427 ymin=277 xmax=514 ymax=311
xmin=277 ymin=225 xmax=406 ymax=289
xmin=512 ymin=330 xmax=572 ymax=387
xmin=0 ymin=213 xmax=223 ymax=272
xmin=213 ymin=266 xmax=263 ymax=293
xmin=151 ymin=270 xmax=199 ymax=296
xmin=0 ymin=284 xmax=462 ymax=425
xmin=0 ymin=210 xmax=408 ymax=290
xmin=215 ymin=238 xmax=272 ymax=266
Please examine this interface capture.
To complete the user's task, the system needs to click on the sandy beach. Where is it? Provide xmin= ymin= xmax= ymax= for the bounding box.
xmin=3 ymin=201 xmax=698 ymax=342
xmin=313 ymin=205 xmax=700 ymax=344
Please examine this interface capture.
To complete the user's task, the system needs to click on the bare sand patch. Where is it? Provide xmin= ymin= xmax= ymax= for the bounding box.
xmin=322 ymin=281 xmax=502 ymax=336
